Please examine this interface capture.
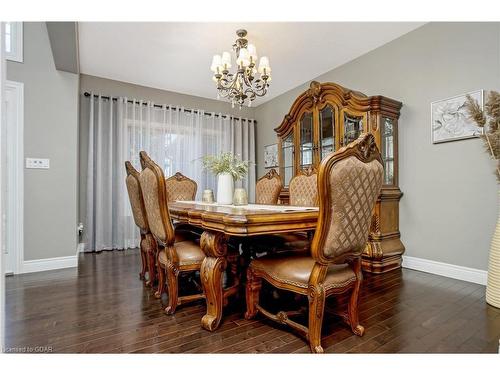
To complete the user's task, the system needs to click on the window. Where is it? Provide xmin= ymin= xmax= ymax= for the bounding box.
xmin=4 ymin=22 xmax=23 ymax=63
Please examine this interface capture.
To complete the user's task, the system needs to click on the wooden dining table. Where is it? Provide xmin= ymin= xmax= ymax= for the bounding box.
xmin=168 ymin=200 xmax=319 ymax=332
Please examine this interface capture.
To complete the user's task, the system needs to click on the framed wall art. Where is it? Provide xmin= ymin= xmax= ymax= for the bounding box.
xmin=264 ymin=143 xmax=278 ymax=168
xmin=431 ymin=90 xmax=484 ymax=144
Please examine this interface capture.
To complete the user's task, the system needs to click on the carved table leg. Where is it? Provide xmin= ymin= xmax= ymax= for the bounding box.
xmin=199 ymin=231 xmax=228 ymax=332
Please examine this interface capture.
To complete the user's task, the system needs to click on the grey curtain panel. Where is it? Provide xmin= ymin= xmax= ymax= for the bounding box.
xmin=84 ymin=94 xmax=256 ymax=252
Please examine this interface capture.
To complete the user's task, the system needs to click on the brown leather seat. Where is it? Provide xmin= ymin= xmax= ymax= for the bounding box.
xmin=251 ymin=255 xmax=356 ymax=291
xmin=158 ymin=240 xmax=205 ymax=267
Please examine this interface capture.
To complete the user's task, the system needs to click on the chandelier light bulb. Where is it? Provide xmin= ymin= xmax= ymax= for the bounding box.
xmin=211 ymin=54 xmax=222 ymax=72
xmin=236 ymin=47 xmax=250 ymax=67
xmin=258 ymin=56 xmax=271 ymax=74
xmin=247 ymin=44 xmax=258 ymax=62
xmin=221 ymin=52 xmax=232 ymax=69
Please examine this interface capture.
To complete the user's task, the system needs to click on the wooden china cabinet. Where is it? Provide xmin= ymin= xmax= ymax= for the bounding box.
xmin=275 ymin=81 xmax=403 ymax=273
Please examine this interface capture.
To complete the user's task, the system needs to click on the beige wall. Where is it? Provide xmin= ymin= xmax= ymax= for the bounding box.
xmin=78 ymin=74 xmax=256 ymax=227
xmin=7 ymin=22 xmax=79 ymax=261
xmin=254 ymin=22 xmax=500 ymax=270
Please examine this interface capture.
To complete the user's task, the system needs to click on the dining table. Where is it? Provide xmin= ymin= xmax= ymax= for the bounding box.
xmin=168 ymin=200 xmax=319 ymax=332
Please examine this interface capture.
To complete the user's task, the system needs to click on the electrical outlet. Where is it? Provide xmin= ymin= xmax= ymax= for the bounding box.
xmin=26 ymin=158 xmax=50 ymax=169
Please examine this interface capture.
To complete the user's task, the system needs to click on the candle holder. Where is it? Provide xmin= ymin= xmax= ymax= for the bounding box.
xmin=233 ymin=188 xmax=248 ymax=206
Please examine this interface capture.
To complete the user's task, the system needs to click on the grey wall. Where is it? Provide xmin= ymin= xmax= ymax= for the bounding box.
xmin=254 ymin=22 xmax=500 ymax=271
xmin=7 ymin=22 xmax=79 ymax=261
xmin=78 ymin=74 xmax=256 ymax=228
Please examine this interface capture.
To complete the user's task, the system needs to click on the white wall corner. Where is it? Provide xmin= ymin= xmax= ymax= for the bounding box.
xmin=402 ymin=255 xmax=488 ymax=285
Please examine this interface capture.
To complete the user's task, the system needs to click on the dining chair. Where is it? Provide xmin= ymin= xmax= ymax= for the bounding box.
xmin=255 ymin=168 xmax=283 ymax=204
xmin=139 ymin=153 xmax=201 ymax=243
xmin=245 ymin=133 xmax=384 ymax=353
xmin=251 ymin=166 xmax=318 ymax=255
xmin=138 ymin=151 xmax=205 ymax=313
xmin=125 ymin=161 xmax=158 ymax=287
xmin=165 ymin=172 xmax=197 ymax=202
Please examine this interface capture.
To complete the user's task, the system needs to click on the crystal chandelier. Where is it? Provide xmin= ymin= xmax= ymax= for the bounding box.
xmin=210 ymin=29 xmax=272 ymax=109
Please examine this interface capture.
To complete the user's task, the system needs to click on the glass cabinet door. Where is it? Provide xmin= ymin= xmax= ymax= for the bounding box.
xmin=281 ymin=131 xmax=294 ymax=186
xmin=381 ymin=117 xmax=395 ymax=185
xmin=319 ymin=105 xmax=335 ymax=159
xmin=299 ymin=112 xmax=314 ymax=169
xmin=343 ymin=113 xmax=364 ymax=146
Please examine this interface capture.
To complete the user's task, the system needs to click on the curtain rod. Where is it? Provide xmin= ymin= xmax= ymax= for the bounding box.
xmin=83 ymin=92 xmax=254 ymax=121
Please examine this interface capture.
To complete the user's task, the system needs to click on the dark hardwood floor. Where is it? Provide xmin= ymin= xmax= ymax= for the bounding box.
xmin=4 ymin=249 xmax=500 ymax=353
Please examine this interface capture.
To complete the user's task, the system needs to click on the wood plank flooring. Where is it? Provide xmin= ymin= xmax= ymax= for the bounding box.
xmin=4 ymin=249 xmax=500 ymax=353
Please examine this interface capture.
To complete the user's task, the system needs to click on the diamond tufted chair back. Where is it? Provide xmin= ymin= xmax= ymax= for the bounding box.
xmin=255 ymin=169 xmax=283 ymax=204
xmin=311 ymin=133 xmax=383 ymax=265
xmin=289 ymin=166 xmax=318 ymax=207
xmin=165 ymin=172 xmax=197 ymax=202
xmin=138 ymin=151 xmax=176 ymax=246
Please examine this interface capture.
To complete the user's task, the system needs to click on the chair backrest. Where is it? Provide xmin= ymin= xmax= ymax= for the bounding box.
xmin=289 ymin=166 xmax=318 ymax=207
xmin=165 ymin=172 xmax=197 ymax=202
xmin=125 ymin=161 xmax=149 ymax=232
xmin=137 ymin=151 xmax=176 ymax=246
xmin=311 ymin=133 xmax=383 ymax=265
xmin=255 ymin=169 xmax=283 ymax=204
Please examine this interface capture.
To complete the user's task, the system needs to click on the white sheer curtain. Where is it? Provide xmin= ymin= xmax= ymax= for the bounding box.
xmin=85 ymin=94 xmax=256 ymax=252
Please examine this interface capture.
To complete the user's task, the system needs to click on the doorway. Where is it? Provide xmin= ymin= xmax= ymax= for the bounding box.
xmin=4 ymin=80 xmax=23 ymax=274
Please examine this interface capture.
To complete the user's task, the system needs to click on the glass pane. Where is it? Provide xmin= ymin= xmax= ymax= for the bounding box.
xmin=281 ymin=132 xmax=294 ymax=186
xmin=343 ymin=113 xmax=363 ymax=146
xmin=319 ymin=106 xmax=335 ymax=159
xmin=300 ymin=112 xmax=313 ymax=168
xmin=381 ymin=118 xmax=395 ymax=185
xmin=284 ymin=166 xmax=293 ymax=187
xmin=5 ymin=22 xmax=12 ymax=53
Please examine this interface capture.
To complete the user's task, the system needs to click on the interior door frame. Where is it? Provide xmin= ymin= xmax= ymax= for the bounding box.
xmin=4 ymin=80 xmax=23 ymax=275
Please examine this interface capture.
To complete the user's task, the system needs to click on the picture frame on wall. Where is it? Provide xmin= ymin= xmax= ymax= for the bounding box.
xmin=431 ymin=90 xmax=484 ymax=144
xmin=264 ymin=143 xmax=278 ymax=168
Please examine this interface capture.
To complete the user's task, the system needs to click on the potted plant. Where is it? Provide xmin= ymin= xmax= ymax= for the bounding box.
xmin=202 ymin=152 xmax=248 ymax=204
xmin=466 ymin=91 xmax=500 ymax=308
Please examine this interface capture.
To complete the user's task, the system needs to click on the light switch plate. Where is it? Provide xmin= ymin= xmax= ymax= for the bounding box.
xmin=26 ymin=158 xmax=50 ymax=169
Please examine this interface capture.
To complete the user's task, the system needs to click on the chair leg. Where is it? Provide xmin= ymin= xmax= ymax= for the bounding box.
xmin=165 ymin=265 xmax=179 ymax=315
xmin=145 ymin=234 xmax=157 ymax=287
xmin=347 ymin=258 xmax=365 ymax=337
xmin=244 ymin=267 xmax=262 ymax=320
xmin=139 ymin=248 xmax=147 ymax=281
xmin=308 ymin=284 xmax=326 ymax=354
xmin=155 ymin=261 xmax=166 ymax=299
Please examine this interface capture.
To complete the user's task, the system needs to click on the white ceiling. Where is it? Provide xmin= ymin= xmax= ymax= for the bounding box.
xmin=78 ymin=22 xmax=425 ymax=106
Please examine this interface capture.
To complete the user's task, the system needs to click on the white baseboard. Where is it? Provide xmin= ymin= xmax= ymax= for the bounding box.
xmin=21 ymin=248 xmax=79 ymax=274
xmin=402 ymin=255 xmax=487 ymax=285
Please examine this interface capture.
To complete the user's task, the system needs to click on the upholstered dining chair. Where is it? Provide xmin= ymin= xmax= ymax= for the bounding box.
xmin=255 ymin=169 xmax=283 ymax=205
xmin=138 ymin=151 xmax=205 ymax=313
xmin=251 ymin=167 xmax=318 ymax=255
xmin=165 ymin=172 xmax=197 ymax=202
xmin=125 ymin=161 xmax=158 ymax=287
xmin=245 ymin=133 xmax=384 ymax=353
